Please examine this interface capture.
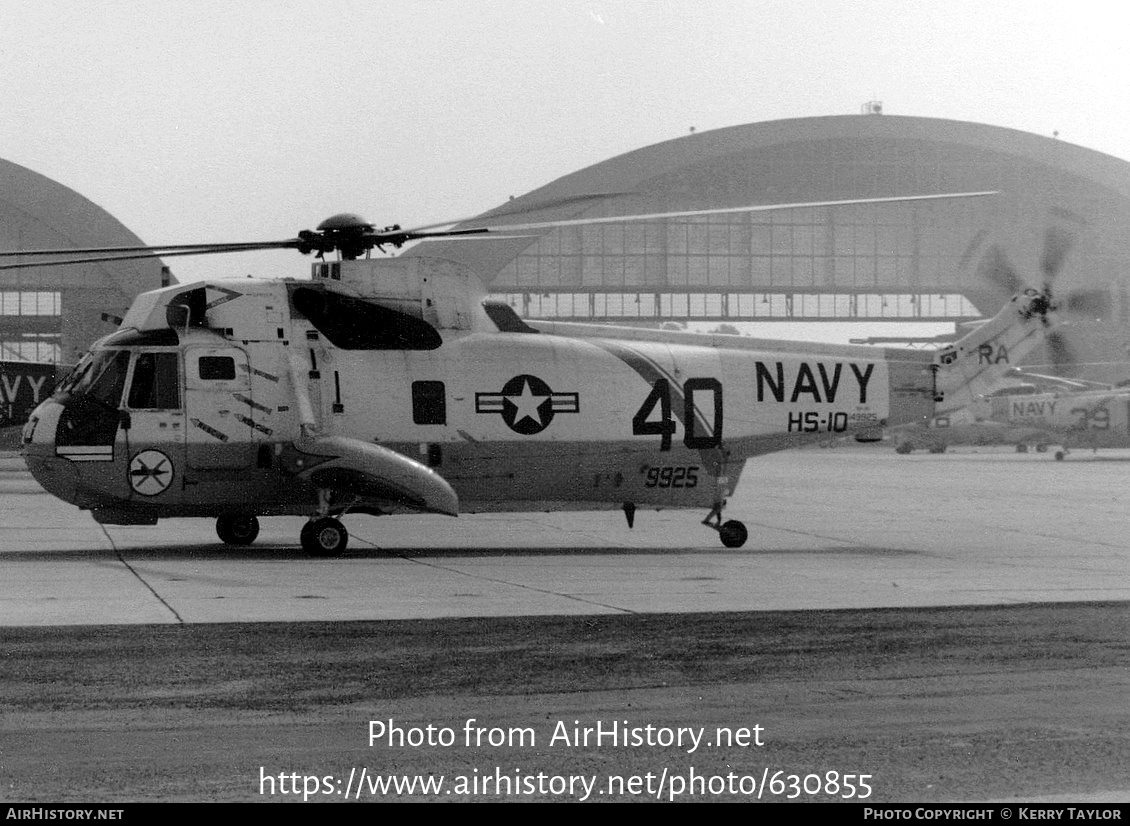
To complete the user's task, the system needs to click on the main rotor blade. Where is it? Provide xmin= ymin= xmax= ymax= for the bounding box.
xmin=481 ymin=191 xmax=629 ymax=220
xmin=0 ymin=243 xmax=290 ymax=271
xmin=364 ymin=191 xmax=628 ymax=238
xmin=388 ymin=191 xmax=999 ymax=240
xmin=0 ymin=240 xmax=296 ymax=258
xmin=414 ymin=234 xmax=538 ymax=243
xmin=0 ymin=190 xmax=997 ymax=264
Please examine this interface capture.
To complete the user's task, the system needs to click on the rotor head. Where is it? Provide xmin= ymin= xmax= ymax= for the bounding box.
xmin=297 ymin=214 xmax=398 ymax=259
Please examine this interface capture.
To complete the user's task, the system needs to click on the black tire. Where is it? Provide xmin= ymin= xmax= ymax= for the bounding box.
xmin=1055 ymin=450 xmax=1065 ymax=461
xmin=718 ymin=519 xmax=748 ymax=549
xmin=895 ymin=443 xmax=913 ymax=454
xmin=301 ymin=517 xmax=348 ymax=557
xmin=216 ymin=514 xmax=260 ymax=546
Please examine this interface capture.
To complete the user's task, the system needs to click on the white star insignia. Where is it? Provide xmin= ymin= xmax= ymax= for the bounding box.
xmin=507 ymin=379 xmax=549 ymax=426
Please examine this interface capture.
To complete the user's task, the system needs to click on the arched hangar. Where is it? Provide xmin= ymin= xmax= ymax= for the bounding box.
xmin=6 ymin=114 xmax=1130 ymax=380
xmin=411 ymin=114 xmax=1130 ymax=342
xmin=0 ymin=158 xmax=167 ymax=365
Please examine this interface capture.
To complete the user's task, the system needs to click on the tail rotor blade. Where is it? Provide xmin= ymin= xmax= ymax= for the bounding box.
xmin=1045 ymin=331 xmax=1076 ymax=375
xmin=1041 ymin=225 xmax=1075 ymax=284
xmin=1064 ymin=287 xmax=1109 ymax=319
xmin=978 ymin=244 xmax=1024 ymax=295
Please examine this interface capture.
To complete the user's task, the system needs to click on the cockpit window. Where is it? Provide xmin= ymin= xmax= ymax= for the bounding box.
xmin=67 ymin=350 xmax=131 ymax=408
xmin=55 ymin=353 xmax=94 ymax=395
xmin=128 ymin=352 xmax=180 ymax=409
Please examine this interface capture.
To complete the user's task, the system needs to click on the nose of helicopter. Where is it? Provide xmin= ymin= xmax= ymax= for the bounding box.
xmin=21 ymin=399 xmax=78 ymax=504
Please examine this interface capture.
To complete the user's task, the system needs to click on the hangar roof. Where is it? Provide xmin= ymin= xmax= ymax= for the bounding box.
xmin=0 ymin=158 xmax=165 ymax=301
xmin=408 ymin=114 xmax=1130 ymax=290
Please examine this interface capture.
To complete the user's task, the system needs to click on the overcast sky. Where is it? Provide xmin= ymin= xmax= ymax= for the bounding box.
xmin=2 ymin=0 xmax=1128 ymax=339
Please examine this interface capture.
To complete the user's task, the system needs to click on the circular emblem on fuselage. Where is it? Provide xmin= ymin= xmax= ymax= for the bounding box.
xmin=474 ymin=374 xmax=580 ymax=435
xmin=129 ymin=449 xmax=174 ymax=496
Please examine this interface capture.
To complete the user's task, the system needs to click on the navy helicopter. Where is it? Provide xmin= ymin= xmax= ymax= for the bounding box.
xmin=3 ymin=193 xmax=1069 ymax=555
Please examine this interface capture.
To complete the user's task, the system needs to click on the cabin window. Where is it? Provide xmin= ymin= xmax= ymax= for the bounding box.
xmin=290 ymin=287 xmax=442 ymax=350
xmin=128 ymin=352 xmax=180 ymax=410
xmin=199 ymin=355 xmax=236 ymax=381
xmin=412 ymin=381 xmax=446 ymax=425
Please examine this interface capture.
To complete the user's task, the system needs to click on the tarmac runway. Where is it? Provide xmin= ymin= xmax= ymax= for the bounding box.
xmin=2 ymin=444 xmax=1128 ymax=803
xmin=1 ymin=445 xmax=1128 ymax=626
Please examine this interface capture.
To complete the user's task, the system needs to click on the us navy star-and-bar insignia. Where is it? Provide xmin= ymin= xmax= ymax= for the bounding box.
xmin=129 ymin=449 xmax=174 ymax=496
xmin=475 ymin=374 xmax=580 ymax=435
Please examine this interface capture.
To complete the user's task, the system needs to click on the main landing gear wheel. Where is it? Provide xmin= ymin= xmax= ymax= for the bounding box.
xmin=216 ymin=514 xmax=260 ymax=546
xmin=301 ymin=517 xmax=349 ymax=558
xmin=703 ymin=503 xmax=749 ymax=549
xmin=718 ymin=520 xmax=748 ymax=549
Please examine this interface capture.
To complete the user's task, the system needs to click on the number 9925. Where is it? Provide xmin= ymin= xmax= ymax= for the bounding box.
xmin=643 ymin=466 xmax=699 ymax=488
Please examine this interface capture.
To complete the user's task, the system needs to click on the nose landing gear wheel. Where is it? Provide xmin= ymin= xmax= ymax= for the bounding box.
xmin=301 ymin=517 xmax=348 ymax=557
xmin=216 ymin=514 xmax=260 ymax=546
xmin=718 ymin=520 xmax=748 ymax=549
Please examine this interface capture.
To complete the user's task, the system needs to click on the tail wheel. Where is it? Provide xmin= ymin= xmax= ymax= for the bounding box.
xmin=301 ymin=517 xmax=348 ymax=557
xmin=718 ymin=520 xmax=748 ymax=549
xmin=216 ymin=514 xmax=260 ymax=546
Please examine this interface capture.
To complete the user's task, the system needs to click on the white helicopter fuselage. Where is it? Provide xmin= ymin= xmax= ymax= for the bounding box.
xmin=977 ymin=387 xmax=1130 ymax=446
xmin=19 ymin=256 xmax=1050 ymax=551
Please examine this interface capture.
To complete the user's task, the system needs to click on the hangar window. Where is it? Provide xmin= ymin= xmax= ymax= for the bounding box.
xmin=0 ymin=291 xmax=62 ymax=361
xmin=0 ymin=291 xmax=60 ymax=315
xmin=0 ymin=338 xmax=59 ymax=362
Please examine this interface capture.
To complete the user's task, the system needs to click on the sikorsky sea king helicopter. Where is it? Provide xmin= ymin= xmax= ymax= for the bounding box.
xmin=898 ymin=378 xmax=1130 ymax=459
xmin=6 ymin=193 xmax=1071 ymax=555
xmin=891 ymin=225 xmax=1116 ymax=457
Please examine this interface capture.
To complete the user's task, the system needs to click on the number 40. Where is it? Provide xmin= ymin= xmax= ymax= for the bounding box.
xmin=631 ymin=377 xmax=723 ymax=451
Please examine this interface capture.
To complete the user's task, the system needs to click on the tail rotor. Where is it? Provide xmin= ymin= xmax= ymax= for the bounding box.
xmin=972 ymin=216 xmax=1114 ymax=376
